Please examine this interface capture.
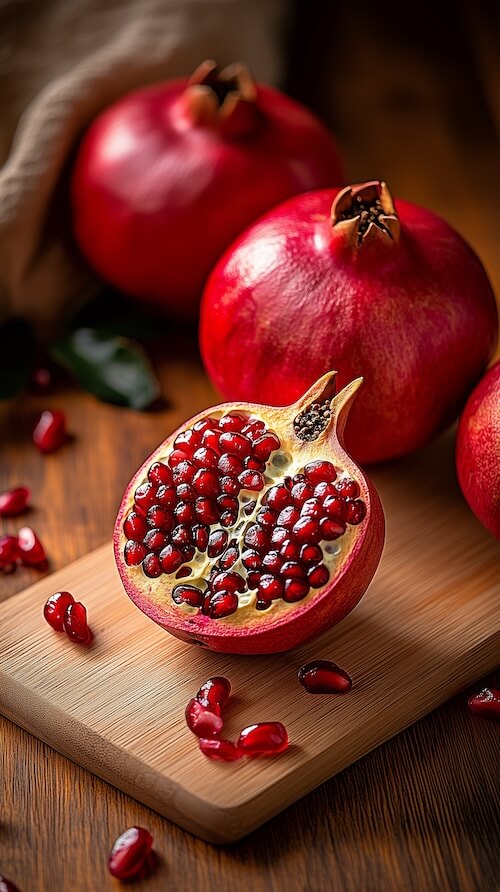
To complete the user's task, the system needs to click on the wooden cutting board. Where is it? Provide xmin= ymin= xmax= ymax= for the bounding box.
xmin=0 ymin=431 xmax=498 ymax=844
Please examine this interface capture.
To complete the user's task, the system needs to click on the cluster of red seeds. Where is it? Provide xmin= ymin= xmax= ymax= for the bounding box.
xmin=43 ymin=591 xmax=93 ymax=645
xmin=185 ymin=676 xmax=289 ymax=760
xmin=0 ymin=485 xmax=47 ymax=575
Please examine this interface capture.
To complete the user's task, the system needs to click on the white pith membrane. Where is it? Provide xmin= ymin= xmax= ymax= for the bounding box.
xmin=121 ymin=411 xmax=366 ymax=626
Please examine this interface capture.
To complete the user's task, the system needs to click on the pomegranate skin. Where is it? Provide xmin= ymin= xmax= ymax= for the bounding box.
xmin=200 ymin=184 xmax=498 ymax=464
xmin=456 ymin=362 xmax=500 ymax=539
xmin=71 ymin=62 xmax=342 ymax=320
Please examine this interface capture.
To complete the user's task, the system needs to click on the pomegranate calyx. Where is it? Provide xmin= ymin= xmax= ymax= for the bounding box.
xmin=183 ymin=59 xmax=260 ymax=136
xmin=292 ymin=371 xmax=362 ymax=447
xmin=331 ymin=180 xmax=400 ymax=247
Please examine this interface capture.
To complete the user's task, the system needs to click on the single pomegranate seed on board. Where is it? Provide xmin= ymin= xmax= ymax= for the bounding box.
xmin=298 ymin=660 xmax=352 ymax=693
xmin=185 ymin=698 xmax=224 ymax=737
xmin=0 ymin=486 xmax=30 ymax=517
xmin=468 ymin=687 xmax=500 ymax=722
xmin=148 ymin=461 xmax=173 ymax=485
xmin=199 ymin=738 xmax=243 ymax=761
xmin=33 ymin=409 xmax=67 ymax=453
xmin=108 ymin=826 xmax=154 ymax=880
xmin=43 ymin=591 xmax=75 ymax=631
xmin=238 ymin=722 xmax=289 ymax=756
xmin=0 ymin=876 xmax=20 ymax=892
xmin=17 ymin=526 xmax=47 ymax=568
xmin=196 ymin=676 xmax=232 ymax=710
xmin=63 ymin=601 xmax=92 ymax=644
xmin=0 ymin=535 xmax=19 ymax=569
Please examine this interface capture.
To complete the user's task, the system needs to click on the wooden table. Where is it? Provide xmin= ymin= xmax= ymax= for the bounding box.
xmin=1 ymin=4 xmax=499 ymax=890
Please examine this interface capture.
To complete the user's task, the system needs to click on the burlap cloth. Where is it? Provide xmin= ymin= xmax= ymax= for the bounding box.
xmin=0 ymin=0 xmax=284 ymax=336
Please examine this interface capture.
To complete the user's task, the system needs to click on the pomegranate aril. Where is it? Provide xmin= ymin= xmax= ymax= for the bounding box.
xmin=147 ymin=461 xmax=172 ymax=485
xmin=192 ymin=446 xmax=219 ymax=468
xmin=238 ymin=470 xmax=264 ymax=490
xmin=173 ymin=460 xmax=196 ymax=485
xmin=300 ymin=543 xmax=323 ymax=564
xmin=244 ymin=499 xmax=257 ymax=515
xmin=319 ymin=517 xmax=345 ymax=540
xmin=174 ymin=428 xmax=201 ymax=452
xmin=264 ymin=484 xmax=291 ymax=511
xmin=241 ymin=549 xmax=262 ymax=569
xmin=143 ymin=553 xmax=163 ymax=576
xmin=304 ymin=460 xmax=336 ymax=484
xmin=279 ymin=539 xmax=301 ymax=560
xmin=468 ymin=687 xmax=500 ymax=721
xmin=258 ymin=574 xmax=284 ymax=600
xmin=144 ymin=528 xmax=169 ymax=551
xmin=125 ymin=540 xmax=148 ymax=566
xmin=176 ymin=566 xmax=192 ymax=578
xmin=192 ymin=524 xmax=209 ymax=551
xmin=244 ymin=456 xmax=266 ymax=472
xmin=123 ymin=510 xmax=147 ymax=540
xmin=147 ymin=504 xmax=174 ymax=530
xmin=220 ymin=475 xmax=241 ymax=495
xmin=220 ymin=545 xmax=239 ymax=569
xmin=300 ymin=497 xmax=323 ymax=519
xmin=219 ymin=431 xmax=252 ymax=458
xmin=63 ymin=601 xmax=92 ymax=644
xmin=323 ymin=496 xmax=347 ymax=522
xmin=218 ymin=413 xmax=246 ymax=432
xmin=0 ymin=535 xmax=19 ymax=568
xmin=205 ymin=591 xmax=239 ymax=618
xmin=33 ymin=409 xmax=67 ymax=453
xmin=0 ymin=876 xmax=20 ymax=892
xmin=172 ymin=584 xmax=203 ymax=607
xmin=290 ymin=482 xmax=314 ymax=506
xmin=256 ymin=507 xmax=277 ymax=528
xmin=277 ymin=506 xmax=300 ymax=529
xmin=253 ymin=432 xmax=280 ymax=460
xmin=217 ymin=494 xmax=239 ymax=514
xmin=108 ymin=826 xmax=154 ymax=880
xmin=17 ymin=526 xmax=47 ymax=567
xmin=270 ymin=526 xmax=289 ymax=547
xmin=238 ymin=722 xmax=289 ymax=756
xmin=283 ymin=578 xmax=309 ymax=602
xmin=156 ymin=484 xmax=177 ymax=509
xmin=242 ymin=419 xmax=266 ymax=439
xmin=195 ymin=497 xmax=219 ymax=524
xmin=308 ymin=564 xmax=330 ymax=588
xmin=346 ymin=498 xmax=367 ymax=525
xmin=159 ymin=544 xmax=184 ymax=572
xmin=193 ymin=468 xmax=220 ymax=497
xmin=280 ymin=561 xmax=305 ymax=579
xmin=220 ymin=510 xmax=237 ymax=527
xmin=174 ymin=501 xmax=196 ymax=524
xmin=193 ymin=418 xmax=214 ymax=434
xmin=218 ymin=453 xmax=244 ymax=476
xmin=211 ymin=571 xmax=245 ymax=593
xmin=207 ymin=529 xmax=229 ymax=557
xmin=182 ymin=544 xmax=195 ymax=561
xmin=262 ymin=551 xmax=284 ymax=573
xmin=292 ymin=517 xmax=322 ymax=544
xmin=134 ymin=482 xmax=158 ymax=514
xmin=256 ymin=599 xmax=271 ymax=610
xmin=247 ymin=570 xmax=262 ymax=589
xmin=292 ymin=473 xmax=305 ymax=484
xmin=243 ymin=524 xmax=268 ymax=551
xmin=336 ymin=477 xmax=360 ymax=499
xmin=43 ymin=591 xmax=75 ymax=631
xmin=176 ymin=482 xmax=195 ymax=501
xmin=314 ymin=481 xmax=337 ymax=500
xmin=199 ymin=738 xmax=242 ymax=761
xmin=0 ymin=486 xmax=30 ymax=517
xmin=201 ymin=428 xmax=221 ymax=453
xmin=196 ymin=676 xmax=231 ymax=710
xmin=298 ymin=660 xmax=352 ymax=694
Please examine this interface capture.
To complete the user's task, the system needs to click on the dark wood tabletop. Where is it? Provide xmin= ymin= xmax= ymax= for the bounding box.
xmin=1 ymin=4 xmax=499 ymax=890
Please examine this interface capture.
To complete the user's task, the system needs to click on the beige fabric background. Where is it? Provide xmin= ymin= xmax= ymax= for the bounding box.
xmin=0 ymin=0 xmax=284 ymax=336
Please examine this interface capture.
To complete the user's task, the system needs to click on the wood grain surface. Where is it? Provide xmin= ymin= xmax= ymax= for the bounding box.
xmin=1 ymin=2 xmax=500 ymax=890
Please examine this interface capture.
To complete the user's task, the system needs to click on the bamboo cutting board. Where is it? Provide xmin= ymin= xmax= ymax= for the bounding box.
xmin=0 ymin=431 xmax=498 ymax=844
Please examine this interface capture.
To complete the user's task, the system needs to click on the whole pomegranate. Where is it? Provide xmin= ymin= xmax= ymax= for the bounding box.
xmin=456 ymin=362 xmax=500 ymax=539
xmin=200 ymin=180 xmax=498 ymax=464
xmin=114 ymin=372 xmax=385 ymax=654
xmin=71 ymin=60 xmax=342 ymax=320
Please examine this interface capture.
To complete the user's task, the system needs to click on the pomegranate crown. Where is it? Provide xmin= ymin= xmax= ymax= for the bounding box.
xmin=331 ymin=181 xmax=400 ymax=247
xmin=182 ymin=59 xmax=259 ymax=136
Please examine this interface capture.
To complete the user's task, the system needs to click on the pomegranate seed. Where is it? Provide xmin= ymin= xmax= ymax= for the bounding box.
xmin=0 ymin=535 xmax=19 ymax=568
xmin=0 ymin=486 xmax=30 ymax=517
xmin=0 ymin=877 xmax=20 ymax=892
xmin=192 ymin=446 xmax=219 ymax=469
xmin=279 ymin=539 xmax=301 ymax=560
xmin=241 ymin=549 xmax=262 ymax=569
xmin=290 ymin=482 xmax=314 ymax=506
xmin=270 ymin=526 xmax=289 ymax=547
xmin=238 ymin=470 xmax=264 ymax=490
xmin=247 ymin=571 xmax=262 ymax=588
xmin=218 ymin=413 xmax=246 ymax=431
xmin=147 ymin=461 xmax=172 ymax=485
xmin=283 ymin=578 xmax=309 ymax=602
xmin=147 ymin=504 xmax=174 ymax=530
xmin=195 ymin=497 xmax=219 ymax=524
xmin=174 ymin=501 xmax=196 ymax=524
xmin=264 ymin=484 xmax=291 ymax=511
xmin=192 ymin=524 xmax=209 ymax=551
xmin=262 ymin=551 xmax=283 ymax=573
xmin=156 ymin=484 xmax=177 ymax=509
xmin=219 ymin=431 xmax=252 ymax=458
xmin=134 ymin=482 xmax=158 ymax=514
xmin=211 ymin=571 xmax=245 ymax=593
xmin=196 ymin=676 xmax=231 ymax=710
xmin=258 ymin=575 xmax=284 ymax=600
xmin=468 ymin=687 xmax=500 ymax=721
xmin=300 ymin=544 xmax=323 ymax=564
xmin=256 ymin=507 xmax=277 ymax=527
xmin=314 ymin=481 xmax=337 ymax=500
xmin=192 ymin=468 xmax=219 ymax=497
xmin=298 ymin=660 xmax=352 ymax=694
xmin=185 ymin=698 xmax=224 ymax=736
xmin=243 ymin=524 xmax=268 ymax=551
xmin=199 ymin=738 xmax=242 ymax=761
xmin=242 ymin=419 xmax=266 ymax=439
xmin=31 ymin=365 xmax=53 ymax=393
xmin=176 ymin=482 xmax=195 ymax=501
xmin=173 ymin=460 xmax=196 ymax=485
xmin=336 ymin=477 xmax=360 ymax=499
xmin=201 ymin=428 xmax=221 ymax=453
xmin=124 ymin=540 xmax=148 ymax=565
xmin=323 ymin=496 xmax=347 ymax=521
xmin=220 ymin=510 xmax=237 ymax=527
xmin=193 ymin=418 xmax=215 ymax=434
xmin=220 ymin=475 xmax=241 ymax=495
xmin=217 ymin=494 xmax=239 ymax=514
xmin=63 ymin=601 xmax=92 ymax=644
xmin=123 ymin=510 xmax=147 ymax=540
xmin=304 ymin=461 xmax=336 ymax=484
xmin=108 ymin=826 xmax=154 ymax=880
xmin=33 ymin=409 xmax=67 ymax=453
xmin=256 ymin=599 xmax=271 ymax=610
xmin=238 ymin=722 xmax=289 ymax=756
xmin=174 ymin=428 xmax=201 ymax=452
xmin=43 ymin=591 xmax=75 ymax=631
xmin=17 ymin=526 xmax=47 ymax=568
xmin=346 ymin=498 xmax=367 ymax=525
xmin=218 ymin=453 xmax=244 ymax=476
xmin=220 ymin=545 xmax=239 ymax=569
xmin=308 ymin=564 xmax=330 ymax=588
xmin=244 ymin=456 xmax=265 ymax=472
xmin=159 ymin=545 xmax=184 ymax=573
xmin=207 ymin=529 xmax=229 ymax=557
xmin=276 ymin=506 xmax=300 ymax=529
xmin=143 ymin=553 xmax=163 ymax=577
xmin=182 ymin=544 xmax=195 ymax=561
xmin=253 ymin=432 xmax=280 ymax=460
xmin=172 ymin=584 xmax=203 ymax=607
xmin=144 ymin=528 xmax=169 ymax=552
xmin=319 ymin=517 xmax=345 ymax=540
xmin=205 ymin=591 xmax=239 ymax=618
xmin=169 ymin=447 xmax=193 ymax=466
xmin=292 ymin=473 xmax=305 ymax=485
xmin=292 ymin=517 xmax=322 ymax=544
xmin=280 ymin=561 xmax=305 ymax=579
xmin=300 ymin=498 xmax=323 ymax=519
xmin=244 ymin=499 xmax=257 ymax=515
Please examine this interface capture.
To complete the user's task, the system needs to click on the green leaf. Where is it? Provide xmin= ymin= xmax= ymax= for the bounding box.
xmin=0 ymin=318 xmax=36 ymax=400
xmin=50 ymin=328 xmax=160 ymax=410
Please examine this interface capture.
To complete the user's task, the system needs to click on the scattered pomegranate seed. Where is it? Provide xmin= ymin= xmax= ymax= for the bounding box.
xmin=0 ymin=876 xmax=20 ymax=892
xmin=17 ymin=526 xmax=47 ymax=568
xmin=0 ymin=486 xmax=30 ymax=517
xmin=0 ymin=535 xmax=19 ymax=569
xmin=108 ymin=826 xmax=154 ymax=880
xmin=199 ymin=738 xmax=243 ymax=761
xmin=298 ymin=660 xmax=352 ymax=693
xmin=238 ymin=722 xmax=289 ymax=756
xmin=185 ymin=698 xmax=224 ymax=737
xmin=63 ymin=601 xmax=93 ymax=644
xmin=468 ymin=687 xmax=500 ymax=722
xmin=33 ymin=409 xmax=67 ymax=453
xmin=43 ymin=591 xmax=75 ymax=631
xmin=196 ymin=676 xmax=231 ymax=711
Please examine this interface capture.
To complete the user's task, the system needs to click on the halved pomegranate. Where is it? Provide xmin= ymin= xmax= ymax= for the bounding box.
xmin=114 ymin=373 xmax=385 ymax=653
